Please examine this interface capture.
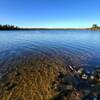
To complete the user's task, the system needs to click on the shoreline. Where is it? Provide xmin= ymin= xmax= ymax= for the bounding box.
xmin=18 ymin=28 xmax=90 ymax=30
xmin=0 ymin=28 xmax=100 ymax=31
xmin=0 ymin=24 xmax=100 ymax=30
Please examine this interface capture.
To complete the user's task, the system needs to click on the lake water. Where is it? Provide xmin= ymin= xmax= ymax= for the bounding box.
xmin=0 ymin=30 xmax=100 ymax=76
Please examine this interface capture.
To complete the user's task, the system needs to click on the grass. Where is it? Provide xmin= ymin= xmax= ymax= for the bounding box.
xmin=0 ymin=54 xmax=68 ymax=100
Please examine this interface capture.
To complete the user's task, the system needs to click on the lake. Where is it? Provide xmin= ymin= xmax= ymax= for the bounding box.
xmin=0 ymin=30 xmax=100 ymax=76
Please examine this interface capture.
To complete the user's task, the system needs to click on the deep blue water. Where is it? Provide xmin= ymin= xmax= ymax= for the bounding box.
xmin=0 ymin=30 xmax=100 ymax=74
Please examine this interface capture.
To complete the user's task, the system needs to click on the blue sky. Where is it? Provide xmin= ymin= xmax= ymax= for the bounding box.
xmin=0 ymin=0 xmax=100 ymax=28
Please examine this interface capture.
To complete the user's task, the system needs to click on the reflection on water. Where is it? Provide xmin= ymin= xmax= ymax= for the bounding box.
xmin=0 ymin=30 xmax=100 ymax=75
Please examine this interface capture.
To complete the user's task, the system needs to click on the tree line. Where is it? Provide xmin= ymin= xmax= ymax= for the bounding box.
xmin=0 ymin=24 xmax=20 ymax=30
xmin=0 ymin=24 xmax=100 ymax=30
xmin=91 ymin=24 xmax=100 ymax=30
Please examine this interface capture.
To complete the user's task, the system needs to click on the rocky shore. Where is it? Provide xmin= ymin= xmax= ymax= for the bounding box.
xmin=53 ymin=65 xmax=100 ymax=100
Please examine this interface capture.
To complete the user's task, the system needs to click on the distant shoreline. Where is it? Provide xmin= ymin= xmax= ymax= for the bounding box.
xmin=0 ymin=24 xmax=100 ymax=30
xmin=0 ymin=28 xmax=91 ymax=30
xmin=31 ymin=27 xmax=100 ymax=30
xmin=19 ymin=28 xmax=90 ymax=30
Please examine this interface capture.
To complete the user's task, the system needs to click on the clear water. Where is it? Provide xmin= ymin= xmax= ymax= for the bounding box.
xmin=0 ymin=30 xmax=100 ymax=74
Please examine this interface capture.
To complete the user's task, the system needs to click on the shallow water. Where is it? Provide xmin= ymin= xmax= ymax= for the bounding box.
xmin=0 ymin=30 xmax=100 ymax=74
